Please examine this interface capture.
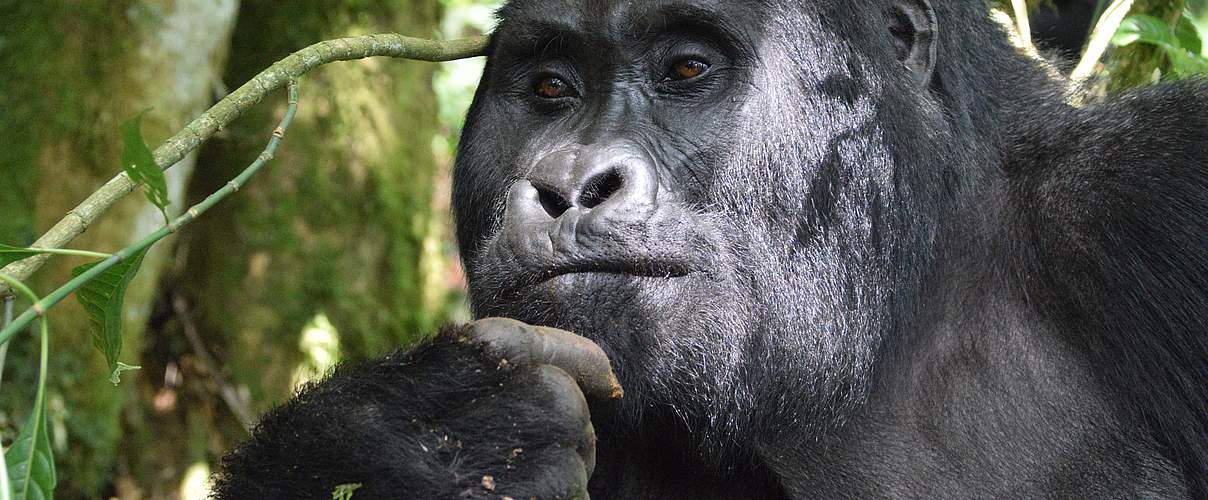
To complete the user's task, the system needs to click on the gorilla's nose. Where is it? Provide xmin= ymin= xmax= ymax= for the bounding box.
xmin=497 ymin=143 xmax=693 ymax=277
xmin=523 ymin=143 xmax=659 ymax=219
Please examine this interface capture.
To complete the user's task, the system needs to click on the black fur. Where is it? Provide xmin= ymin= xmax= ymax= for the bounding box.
xmin=213 ymin=327 xmax=593 ymax=498
xmin=213 ymin=0 xmax=1208 ymax=497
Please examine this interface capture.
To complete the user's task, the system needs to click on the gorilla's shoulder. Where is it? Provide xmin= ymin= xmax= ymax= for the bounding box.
xmin=1006 ymin=80 xmax=1208 ymax=250
xmin=1004 ymin=79 xmax=1208 ymax=487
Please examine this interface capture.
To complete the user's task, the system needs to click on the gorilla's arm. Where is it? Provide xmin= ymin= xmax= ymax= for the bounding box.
xmin=212 ymin=320 xmax=619 ymax=499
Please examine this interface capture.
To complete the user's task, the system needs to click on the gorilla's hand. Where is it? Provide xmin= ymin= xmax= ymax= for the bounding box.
xmin=212 ymin=318 xmax=620 ymax=499
xmin=454 ymin=318 xmax=623 ymax=498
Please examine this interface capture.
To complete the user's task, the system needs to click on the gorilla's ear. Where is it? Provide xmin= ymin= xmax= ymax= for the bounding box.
xmin=886 ymin=0 xmax=938 ymax=87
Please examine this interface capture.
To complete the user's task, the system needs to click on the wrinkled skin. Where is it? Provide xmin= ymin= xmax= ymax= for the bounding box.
xmin=213 ymin=0 xmax=1208 ymax=498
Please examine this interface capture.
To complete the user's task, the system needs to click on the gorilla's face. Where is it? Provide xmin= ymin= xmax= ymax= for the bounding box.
xmin=453 ymin=0 xmax=942 ymax=445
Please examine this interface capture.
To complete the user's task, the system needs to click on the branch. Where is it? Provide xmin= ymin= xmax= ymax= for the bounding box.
xmin=0 ymin=81 xmax=301 ymax=346
xmin=1071 ymin=0 xmax=1135 ymax=83
xmin=0 ymin=34 xmax=489 ymax=298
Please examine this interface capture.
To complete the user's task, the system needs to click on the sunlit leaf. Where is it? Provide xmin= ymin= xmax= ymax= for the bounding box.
xmin=71 ymin=248 xmax=150 ymax=384
xmin=1175 ymin=15 xmax=1203 ymax=55
xmin=0 ymin=244 xmax=41 ymax=268
xmin=333 ymin=483 xmax=362 ymax=500
xmin=1167 ymin=47 xmax=1208 ymax=77
xmin=120 ymin=110 xmax=171 ymax=222
xmin=5 ymin=320 xmax=56 ymax=500
xmin=1113 ymin=15 xmax=1178 ymax=50
xmin=1184 ymin=0 xmax=1208 ymax=56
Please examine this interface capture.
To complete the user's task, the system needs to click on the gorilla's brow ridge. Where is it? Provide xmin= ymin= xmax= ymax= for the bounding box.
xmin=495 ymin=21 xmax=589 ymax=59
xmin=495 ymin=1 xmax=754 ymax=58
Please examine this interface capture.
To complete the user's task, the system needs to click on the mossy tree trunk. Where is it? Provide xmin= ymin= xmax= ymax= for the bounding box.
xmin=121 ymin=0 xmax=454 ymax=496
xmin=0 ymin=1 xmax=238 ymax=497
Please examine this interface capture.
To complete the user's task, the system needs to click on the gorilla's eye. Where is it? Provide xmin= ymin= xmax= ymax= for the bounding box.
xmin=535 ymin=76 xmax=574 ymax=99
xmin=670 ymin=59 xmax=709 ymax=80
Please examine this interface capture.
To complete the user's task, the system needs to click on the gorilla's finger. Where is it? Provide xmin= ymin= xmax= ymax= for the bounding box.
xmin=536 ymin=365 xmax=596 ymax=477
xmin=536 ymin=365 xmax=591 ymax=430
xmin=465 ymin=318 xmax=624 ymax=400
xmin=579 ymin=420 xmax=597 ymax=479
xmin=519 ymin=446 xmax=590 ymax=500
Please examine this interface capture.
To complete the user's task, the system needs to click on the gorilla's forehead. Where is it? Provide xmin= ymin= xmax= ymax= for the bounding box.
xmin=496 ymin=0 xmax=770 ymax=44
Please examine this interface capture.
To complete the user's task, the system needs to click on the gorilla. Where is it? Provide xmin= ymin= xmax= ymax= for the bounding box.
xmin=213 ymin=0 xmax=1208 ymax=497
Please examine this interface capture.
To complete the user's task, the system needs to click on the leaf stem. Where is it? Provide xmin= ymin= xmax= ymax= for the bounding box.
xmin=19 ymin=248 xmax=113 ymax=260
xmin=0 ymin=273 xmax=53 ymax=498
xmin=0 ymin=297 xmax=11 ymax=389
xmin=0 ymin=81 xmax=302 ymax=346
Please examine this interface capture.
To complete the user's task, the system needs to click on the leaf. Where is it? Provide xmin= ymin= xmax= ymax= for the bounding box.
xmin=71 ymin=248 xmax=150 ymax=384
xmin=332 ymin=483 xmax=362 ymax=500
xmin=120 ymin=110 xmax=171 ymax=222
xmin=1112 ymin=15 xmax=1179 ymax=50
xmin=0 ymin=244 xmax=41 ymax=268
xmin=6 ymin=395 xmax=54 ymax=500
xmin=5 ymin=319 xmax=56 ymax=500
xmin=1175 ymin=15 xmax=1203 ymax=55
xmin=1166 ymin=47 xmax=1208 ymax=77
xmin=1184 ymin=0 xmax=1208 ymax=56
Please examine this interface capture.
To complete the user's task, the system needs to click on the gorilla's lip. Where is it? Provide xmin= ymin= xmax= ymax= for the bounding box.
xmin=535 ymin=258 xmax=698 ymax=283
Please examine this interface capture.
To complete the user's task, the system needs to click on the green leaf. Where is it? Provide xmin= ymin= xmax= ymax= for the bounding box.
xmin=1184 ymin=0 xmax=1208 ymax=56
xmin=120 ymin=110 xmax=171 ymax=222
xmin=332 ymin=483 xmax=362 ymax=500
xmin=71 ymin=248 xmax=150 ymax=384
xmin=1112 ymin=15 xmax=1179 ymax=50
xmin=0 ymin=244 xmax=41 ymax=268
xmin=5 ymin=320 xmax=56 ymax=500
xmin=1175 ymin=15 xmax=1203 ymax=55
xmin=6 ymin=395 xmax=54 ymax=500
xmin=1167 ymin=47 xmax=1208 ymax=77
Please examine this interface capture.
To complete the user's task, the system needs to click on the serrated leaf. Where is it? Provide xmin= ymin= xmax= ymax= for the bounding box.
xmin=71 ymin=248 xmax=149 ymax=384
xmin=0 ymin=244 xmax=41 ymax=268
xmin=120 ymin=110 xmax=171 ymax=222
xmin=1113 ymin=15 xmax=1179 ymax=50
xmin=6 ymin=319 xmax=56 ymax=500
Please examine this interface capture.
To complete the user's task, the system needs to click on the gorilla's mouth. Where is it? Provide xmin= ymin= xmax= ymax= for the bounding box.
xmin=535 ymin=257 xmax=699 ymax=284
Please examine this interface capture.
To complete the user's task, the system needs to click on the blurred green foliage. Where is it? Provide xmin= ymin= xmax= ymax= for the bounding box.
xmin=1112 ymin=1 xmax=1208 ymax=77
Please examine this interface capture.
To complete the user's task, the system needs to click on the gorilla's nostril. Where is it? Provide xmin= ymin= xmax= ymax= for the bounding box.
xmin=578 ymin=169 xmax=625 ymax=209
xmin=536 ymin=185 xmax=572 ymax=218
